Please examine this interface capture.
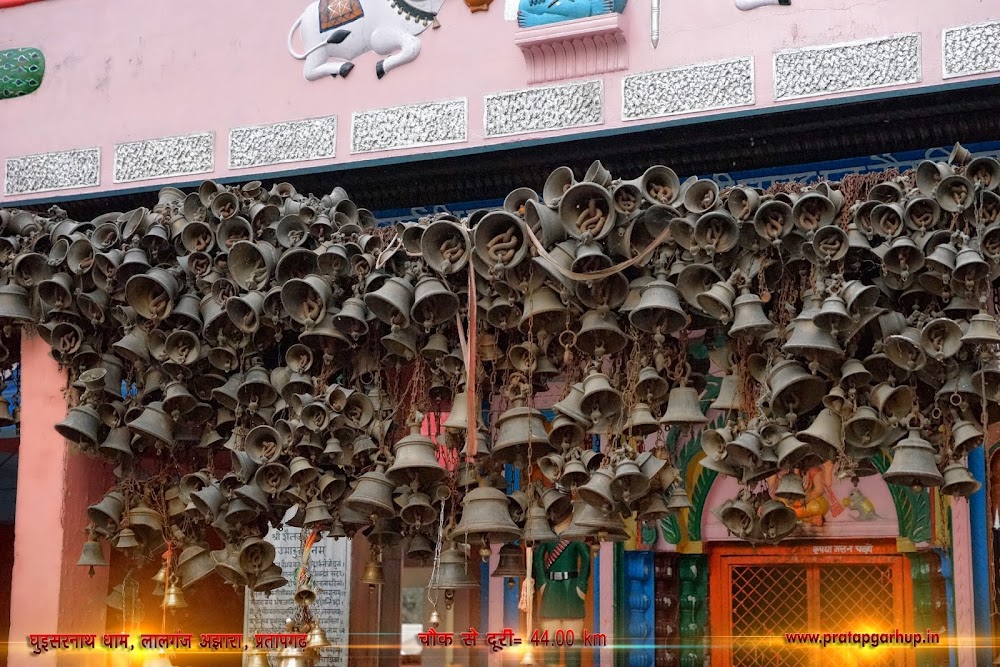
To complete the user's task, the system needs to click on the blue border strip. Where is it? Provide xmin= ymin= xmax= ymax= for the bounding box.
xmin=6 ymin=76 xmax=1000 ymax=209
xmin=967 ymin=446 xmax=991 ymax=665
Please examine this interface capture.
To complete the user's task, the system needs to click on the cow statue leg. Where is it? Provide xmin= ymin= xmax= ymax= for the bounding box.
xmin=370 ymin=29 xmax=422 ymax=79
xmin=303 ymin=48 xmax=356 ymax=80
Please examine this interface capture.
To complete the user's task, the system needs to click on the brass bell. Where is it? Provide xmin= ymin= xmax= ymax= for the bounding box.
xmin=577 ymin=308 xmax=628 ymax=356
xmin=428 ymin=544 xmax=481 ymax=593
xmin=274 ymin=647 xmax=311 ymax=667
xmin=636 ymin=367 xmax=669 ymax=405
xmin=697 ymin=279 xmax=737 ymax=322
xmin=342 ymin=464 xmax=395 ymax=518
xmin=665 ymin=484 xmax=693 ymax=510
xmin=940 ymin=460 xmax=981 ymax=497
xmin=783 ymin=311 xmax=844 ymax=364
xmin=56 ymin=404 xmax=103 ymax=447
xmin=407 ymin=534 xmax=435 ymax=562
xmin=578 ymin=468 xmax=616 ymax=514
xmin=190 ymin=484 xmax=225 ymax=518
xmin=729 ymin=291 xmax=775 ymax=338
xmin=361 ymin=553 xmax=385 ymax=587
xmin=303 ymin=499 xmax=334 ymax=528
xmin=401 ymin=492 xmax=436 ymax=527
xmin=543 ymin=166 xmax=576 ymax=208
xmin=767 ymin=359 xmax=827 ymax=419
xmin=885 ymin=327 xmax=926 ymax=371
xmin=844 ymin=406 xmax=889 ymax=449
xmin=623 ymin=402 xmax=660 ymax=437
xmin=522 ymin=505 xmax=559 ymax=544
xmin=629 ymin=280 xmax=687 ymax=335
xmin=386 ymin=421 xmax=447 ymax=485
xmin=814 ymin=295 xmax=852 ymax=335
xmin=962 ymin=312 xmax=1000 ymax=346
xmin=365 ymin=275 xmax=415 ymax=327
xmin=637 ymin=492 xmax=671 ymax=522
xmin=493 ymin=399 xmax=552 ymax=465
xmin=538 ymin=453 xmax=565 ymax=482
xmin=451 ymin=482 xmax=522 ymax=547
xmin=775 ymin=473 xmax=807 ymax=502
xmin=660 ymin=386 xmax=708 ymax=427
xmin=491 ymin=543 xmax=527 ymax=588
xmin=246 ymin=650 xmax=272 ymax=667
xmin=213 ymin=546 xmax=249 ymax=587
xmin=77 ymin=538 xmax=108 ymax=576
xmin=573 ymin=500 xmax=628 ymax=542
xmin=725 ymin=430 xmax=763 ymax=468
xmin=796 ymin=408 xmax=844 ymax=461
xmin=559 ymin=458 xmax=590 ymax=489
xmin=558 ymin=182 xmax=616 ymax=241
xmin=759 ymin=499 xmax=797 ymax=541
xmin=951 ymin=419 xmax=983 ymax=456
xmin=542 ymin=487 xmax=573 ymax=524
xmin=936 ymin=175 xmax=976 ymax=212
xmin=611 ymin=459 xmax=650 ymax=502
xmin=717 ymin=498 xmax=755 ymax=537
xmin=553 ymin=382 xmax=590 ymax=423
xmin=883 ymin=428 xmax=944 ymax=488
xmin=422 ymin=218 xmax=471 ymax=274
xmin=920 ymin=317 xmax=963 ymax=361
xmin=968 ymin=156 xmax=1000 ymax=191
xmin=306 ymin=624 xmax=331 ymax=650
xmin=177 ymin=544 xmax=216 ymax=589
xmin=411 ymin=275 xmax=460 ymax=328
xmin=580 ymin=371 xmax=624 ymax=424
xmin=870 ymin=382 xmax=914 ymax=425
xmin=162 ymin=577 xmax=188 ymax=609
xmin=473 ymin=211 xmax=529 ymax=273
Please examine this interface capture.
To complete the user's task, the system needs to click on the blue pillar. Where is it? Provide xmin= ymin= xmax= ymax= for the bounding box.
xmin=967 ymin=446 xmax=991 ymax=666
xmin=936 ymin=549 xmax=957 ymax=667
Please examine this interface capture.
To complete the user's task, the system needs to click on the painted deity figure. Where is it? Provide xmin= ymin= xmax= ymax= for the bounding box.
xmin=533 ymin=536 xmax=591 ymax=667
xmin=769 ymin=461 xmax=838 ymax=527
xmin=516 ymin=0 xmax=626 ymax=28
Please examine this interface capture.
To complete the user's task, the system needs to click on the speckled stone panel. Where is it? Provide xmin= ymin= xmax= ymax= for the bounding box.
xmin=229 ymin=116 xmax=338 ymax=169
xmin=943 ymin=21 xmax=1000 ymax=78
xmin=4 ymin=147 xmax=100 ymax=196
xmin=622 ymin=58 xmax=754 ymax=122
xmin=773 ymin=33 xmax=920 ymax=101
xmin=113 ymin=132 xmax=215 ymax=183
xmin=351 ymin=99 xmax=467 ymax=154
xmin=485 ymin=80 xmax=604 ymax=138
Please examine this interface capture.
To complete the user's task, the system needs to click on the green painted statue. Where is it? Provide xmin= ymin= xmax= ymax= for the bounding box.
xmin=533 ymin=539 xmax=591 ymax=619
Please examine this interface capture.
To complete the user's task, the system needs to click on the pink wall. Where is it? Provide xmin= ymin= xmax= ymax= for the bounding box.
xmin=7 ymin=334 xmax=109 ymax=667
xmin=0 ymin=0 xmax=998 ymax=201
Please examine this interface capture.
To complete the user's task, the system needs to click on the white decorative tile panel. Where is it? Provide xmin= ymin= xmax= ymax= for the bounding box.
xmin=4 ymin=148 xmax=100 ymax=196
xmin=113 ymin=132 xmax=215 ymax=183
xmin=773 ymin=33 xmax=921 ymax=101
xmin=351 ymin=99 xmax=467 ymax=154
xmin=229 ymin=116 xmax=338 ymax=169
xmin=943 ymin=21 xmax=1000 ymax=79
xmin=622 ymin=57 xmax=754 ymax=122
xmin=485 ymin=80 xmax=604 ymax=138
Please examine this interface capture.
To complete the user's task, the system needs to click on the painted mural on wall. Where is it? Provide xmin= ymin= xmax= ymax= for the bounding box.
xmin=516 ymin=0 xmax=625 ymax=28
xmin=287 ymin=0 xmax=442 ymax=80
xmin=0 ymin=48 xmax=44 ymax=100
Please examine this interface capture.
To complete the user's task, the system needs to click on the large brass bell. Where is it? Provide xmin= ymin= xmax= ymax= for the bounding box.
xmin=767 ymin=359 xmax=826 ymax=419
xmin=580 ymin=371 xmax=623 ymax=424
xmin=177 ymin=544 xmax=216 ymax=589
xmin=796 ymin=408 xmax=844 ymax=461
xmin=451 ymin=482 xmax=522 ymax=548
xmin=386 ymin=421 xmax=447 ymax=486
xmin=578 ymin=468 xmax=616 ymax=514
xmin=717 ymin=498 xmax=755 ymax=538
xmin=729 ymin=290 xmax=775 ymax=338
xmin=491 ymin=543 xmax=527 ymax=588
xmin=629 ymin=280 xmax=687 ymax=335
xmin=342 ymin=464 xmax=395 ymax=519
xmin=411 ymin=275 xmax=460 ymax=328
xmin=759 ymin=500 xmax=797 ymax=541
xmin=883 ymin=429 xmax=944 ymax=488
xmin=660 ymin=385 xmax=707 ymax=427
xmin=611 ymin=459 xmax=650 ymax=502
xmin=493 ymin=398 xmax=552 ymax=465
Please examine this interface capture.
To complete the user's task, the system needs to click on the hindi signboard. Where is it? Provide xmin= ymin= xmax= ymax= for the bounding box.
xmin=243 ymin=527 xmax=351 ymax=666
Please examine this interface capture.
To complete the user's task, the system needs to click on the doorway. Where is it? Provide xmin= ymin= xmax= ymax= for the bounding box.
xmin=709 ymin=543 xmax=914 ymax=667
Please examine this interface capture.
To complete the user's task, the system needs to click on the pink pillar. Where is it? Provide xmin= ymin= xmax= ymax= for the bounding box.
xmin=8 ymin=333 xmax=110 ymax=667
xmin=949 ymin=496 xmax=976 ymax=666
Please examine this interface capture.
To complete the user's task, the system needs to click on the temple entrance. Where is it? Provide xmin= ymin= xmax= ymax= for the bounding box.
xmin=709 ymin=543 xmax=914 ymax=667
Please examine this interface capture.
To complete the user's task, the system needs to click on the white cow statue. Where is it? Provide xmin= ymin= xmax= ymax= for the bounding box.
xmin=287 ymin=0 xmax=444 ymax=81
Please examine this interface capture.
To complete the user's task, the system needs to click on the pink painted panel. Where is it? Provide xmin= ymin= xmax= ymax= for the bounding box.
xmin=702 ymin=463 xmax=900 ymax=542
xmin=0 ymin=0 xmax=998 ymax=201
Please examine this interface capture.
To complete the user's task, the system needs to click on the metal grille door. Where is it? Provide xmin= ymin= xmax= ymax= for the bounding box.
xmin=730 ymin=565 xmax=810 ymax=667
xmin=710 ymin=545 xmax=913 ymax=667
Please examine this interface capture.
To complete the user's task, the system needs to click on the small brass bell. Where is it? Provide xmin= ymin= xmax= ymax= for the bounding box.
xmin=163 ymin=577 xmax=188 ymax=610
xmin=77 ymin=537 xmax=108 ymax=576
xmin=717 ymin=498 xmax=755 ymax=538
xmin=115 ymin=528 xmax=140 ymax=550
xmin=660 ymin=386 xmax=708 ymax=426
xmin=306 ymin=624 xmax=331 ymax=650
xmin=611 ymin=459 xmax=650 ymax=503
xmin=664 ymin=484 xmax=693 ymax=510
xmin=522 ymin=505 xmax=558 ymax=545
xmin=245 ymin=649 xmax=272 ymax=667
xmin=940 ymin=460 xmax=981 ymax=497
xmin=578 ymin=468 xmax=616 ymax=514
xmin=759 ymin=500 xmax=797 ymax=541
xmin=637 ymin=492 xmax=671 ymax=522
xmin=428 ymin=544 xmax=481 ymax=592
xmin=491 ymin=543 xmax=527 ymax=588
xmin=775 ymin=473 xmax=807 ymax=502
xmin=274 ymin=646 xmax=311 ymax=667
xmin=961 ymin=312 xmax=1000 ymax=346
xmin=450 ymin=482 xmax=522 ymax=546
xmin=796 ymin=408 xmax=844 ymax=461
